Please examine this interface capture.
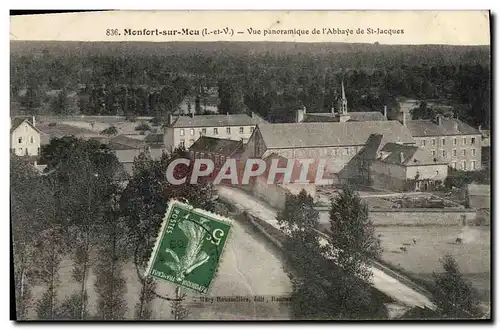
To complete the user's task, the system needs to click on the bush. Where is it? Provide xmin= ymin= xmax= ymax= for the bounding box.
xmin=135 ymin=122 xmax=151 ymax=131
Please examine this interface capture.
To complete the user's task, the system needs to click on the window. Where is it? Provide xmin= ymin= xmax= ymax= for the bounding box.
xmin=472 ymin=149 xmax=476 ymax=156
xmin=453 ymin=149 xmax=457 ymax=157
xmin=421 ymin=139 xmax=426 ymax=146
xmin=452 ymin=162 xmax=457 ymax=169
xmin=432 ymin=139 xmax=436 ymax=146
xmin=239 ymin=127 xmax=244 ymax=134
xmin=432 ymin=150 xmax=436 ymax=157
xmin=471 ymin=137 xmax=476 ymax=145
xmin=30 ymin=137 xmax=34 ymax=143
xmin=442 ymin=150 xmax=446 ymax=157
xmin=462 ymin=137 xmax=467 ymax=145
xmin=453 ymin=138 xmax=457 ymax=145
xmin=18 ymin=137 xmax=22 ymax=144
xmin=226 ymin=127 xmax=231 ymax=134
xmin=220 ymin=156 xmax=224 ymax=164
xmin=471 ymin=161 xmax=476 ymax=170
xmin=333 ymin=148 xmax=338 ymax=156
xmin=190 ymin=139 xmax=194 ymax=145
xmin=462 ymin=161 xmax=467 ymax=170
xmin=202 ymin=128 xmax=207 ymax=135
xmin=345 ymin=148 xmax=349 ymax=155
xmin=213 ymin=128 xmax=218 ymax=135
xmin=250 ymin=127 xmax=254 ymax=133
xmin=442 ymin=138 xmax=446 ymax=146
xmin=463 ymin=149 xmax=466 ymax=156
xmin=18 ymin=148 xmax=22 ymax=153
xmin=180 ymin=139 xmax=185 ymax=148
xmin=190 ymin=129 xmax=195 ymax=136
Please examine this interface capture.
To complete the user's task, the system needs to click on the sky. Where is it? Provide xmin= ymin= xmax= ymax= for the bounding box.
xmin=10 ymin=10 xmax=491 ymax=45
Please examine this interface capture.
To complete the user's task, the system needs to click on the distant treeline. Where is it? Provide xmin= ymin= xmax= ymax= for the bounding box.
xmin=10 ymin=41 xmax=491 ymax=127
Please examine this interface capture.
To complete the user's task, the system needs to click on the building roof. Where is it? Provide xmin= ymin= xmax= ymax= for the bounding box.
xmin=108 ymin=135 xmax=145 ymax=150
xmin=379 ymin=143 xmax=443 ymax=166
xmin=114 ymin=148 xmax=166 ymax=164
xmin=169 ymin=113 xmax=267 ymax=128
xmin=357 ymin=134 xmax=384 ymax=160
xmin=257 ymin=121 xmax=415 ymax=149
xmin=302 ymin=111 xmax=387 ymax=123
xmin=144 ymin=133 xmax=164 ymax=144
xmin=406 ymin=118 xmax=480 ymax=137
xmin=10 ymin=117 xmax=40 ymax=134
xmin=189 ymin=136 xmax=243 ymax=156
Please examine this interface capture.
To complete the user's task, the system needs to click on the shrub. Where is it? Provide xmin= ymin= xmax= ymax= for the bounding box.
xmin=135 ymin=122 xmax=151 ymax=131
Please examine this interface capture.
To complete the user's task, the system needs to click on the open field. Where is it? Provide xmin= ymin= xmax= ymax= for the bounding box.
xmin=27 ymin=214 xmax=291 ymax=320
xmin=377 ymin=226 xmax=491 ymax=302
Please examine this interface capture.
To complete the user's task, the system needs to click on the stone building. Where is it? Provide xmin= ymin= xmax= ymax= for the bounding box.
xmin=164 ymin=112 xmax=266 ymax=151
xmin=404 ymin=116 xmax=482 ymax=171
xmin=369 ymin=143 xmax=449 ymax=192
xmin=243 ymin=121 xmax=416 ymax=184
xmin=10 ymin=117 xmax=41 ymax=160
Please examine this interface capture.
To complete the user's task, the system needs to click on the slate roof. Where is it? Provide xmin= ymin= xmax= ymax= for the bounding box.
xmin=108 ymin=135 xmax=145 ymax=150
xmin=115 ymin=148 xmax=166 ymax=164
xmin=406 ymin=118 xmax=480 ymax=137
xmin=10 ymin=117 xmax=40 ymax=134
xmin=357 ymin=134 xmax=384 ymax=160
xmin=169 ymin=113 xmax=267 ymax=128
xmin=257 ymin=121 xmax=415 ymax=149
xmin=379 ymin=143 xmax=442 ymax=166
xmin=302 ymin=111 xmax=386 ymax=123
xmin=189 ymin=136 xmax=243 ymax=156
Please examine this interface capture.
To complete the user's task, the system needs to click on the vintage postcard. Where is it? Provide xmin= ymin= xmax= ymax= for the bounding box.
xmin=10 ymin=10 xmax=491 ymax=321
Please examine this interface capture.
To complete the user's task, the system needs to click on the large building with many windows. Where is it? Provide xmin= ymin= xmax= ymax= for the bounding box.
xmin=404 ymin=116 xmax=482 ymax=171
xmin=163 ymin=113 xmax=267 ymax=151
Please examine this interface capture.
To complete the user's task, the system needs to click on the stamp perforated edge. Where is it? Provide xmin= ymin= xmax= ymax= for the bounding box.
xmin=144 ymin=198 xmax=234 ymax=295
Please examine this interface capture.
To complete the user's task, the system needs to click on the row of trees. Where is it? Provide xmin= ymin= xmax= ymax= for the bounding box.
xmin=11 ymin=137 xmax=216 ymax=320
xmin=11 ymin=47 xmax=490 ymax=128
xmin=279 ymin=186 xmax=484 ymax=320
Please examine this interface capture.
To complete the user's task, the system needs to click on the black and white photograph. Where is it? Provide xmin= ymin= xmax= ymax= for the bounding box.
xmin=9 ymin=10 xmax=492 ymax=321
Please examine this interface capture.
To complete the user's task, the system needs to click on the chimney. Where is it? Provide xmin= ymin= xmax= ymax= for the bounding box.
xmin=251 ymin=111 xmax=255 ymax=118
xmin=453 ymin=121 xmax=458 ymax=131
xmin=32 ymin=116 xmax=36 ymax=127
xmin=226 ymin=112 xmax=229 ymax=116
xmin=330 ymin=105 xmax=335 ymax=114
xmin=401 ymin=112 xmax=407 ymax=126
xmin=437 ymin=116 xmax=442 ymax=126
xmin=478 ymin=125 xmax=482 ymax=131
xmin=383 ymin=105 xmax=387 ymax=119
xmin=399 ymin=152 xmax=404 ymax=164
xmin=302 ymin=105 xmax=307 ymax=114
xmin=168 ymin=114 xmax=173 ymax=125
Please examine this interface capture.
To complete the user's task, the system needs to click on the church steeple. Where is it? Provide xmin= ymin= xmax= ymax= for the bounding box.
xmin=340 ymin=80 xmax=348 ymax=115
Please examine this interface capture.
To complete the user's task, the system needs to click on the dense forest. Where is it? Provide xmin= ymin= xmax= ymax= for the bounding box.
xmin=10 ymin=41 xmax=491 ymax=128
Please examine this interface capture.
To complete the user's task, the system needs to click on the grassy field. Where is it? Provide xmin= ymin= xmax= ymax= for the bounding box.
xmin=376 ymin=226 xmax=491 ymax=302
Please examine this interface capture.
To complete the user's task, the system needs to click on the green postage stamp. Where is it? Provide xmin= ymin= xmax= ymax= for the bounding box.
xmin=145 ymin=200 xmax=232 ymax=294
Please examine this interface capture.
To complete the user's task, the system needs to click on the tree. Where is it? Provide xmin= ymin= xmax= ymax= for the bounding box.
xmin=432 ymin=254 xmax=480 ymax=319
xmin=135 ymin=122 xmax=152 ymax=132
xmin=329 ymin=184 xmax=382 ymax=280
xmin=41 ymin=137 xmax=123 ymax=319
xmin=100 ymin=126 xmax=119 ymax=137
xmin=410 ymin=101 xmax=438 ymax=120
xmin=120 ymin=148 xmax=215 ymax=319
xmin=93 ymin=186 xmax=129 ymax=320
xmin=276 ymin=190 xmax=335 ymax=319
xmin=11 ymin=156 xmax=53 ymax=319
xmin=52 ymin=88 xmax=70 ymax=115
